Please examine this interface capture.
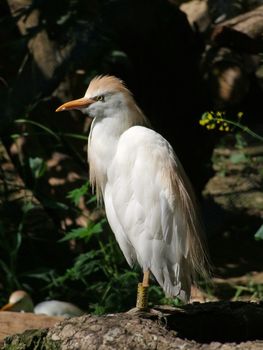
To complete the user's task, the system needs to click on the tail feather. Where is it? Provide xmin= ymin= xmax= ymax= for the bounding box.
xmin=170 ymin=156 xmax=211 ymax=285
xmin=148 ymin=259 xmax=192 ymax=303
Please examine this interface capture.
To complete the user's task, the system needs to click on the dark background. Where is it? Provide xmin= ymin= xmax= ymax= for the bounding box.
xmin=0 ymin=0 xmax=262 ymax=313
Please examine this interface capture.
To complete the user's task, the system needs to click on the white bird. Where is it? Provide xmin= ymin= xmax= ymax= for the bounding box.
xmin=56 ymin=75 xmax=208 ymax=309
xmin=0 ymin=290 xmax=85 ymax=317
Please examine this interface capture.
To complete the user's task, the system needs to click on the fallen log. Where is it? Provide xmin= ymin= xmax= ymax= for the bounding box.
xmin=0 ymin=311 xmax=63 ymax=344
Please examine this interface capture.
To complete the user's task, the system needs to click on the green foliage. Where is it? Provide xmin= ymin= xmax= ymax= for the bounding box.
xmin=29 ymin=157 xmax=47 ymax=179
xmin=15 ymin=119 xmax=60 ymax=141
xmin=59 ymin=220 xmax=106 ymax=243
xmin=255 ymin=224 xmax=263 ymax=241
xmin=44 ymin=232 xmax=141 ymax=314
xmin=234 ymin=133 xmax=248 ymax=149
xmin=229 ymin=152 xmax=249 ymax=164
xmin=67 ymin=182 xmax=90 ymax=206
xmin=233 ymin=281 xmax=263 ymax=301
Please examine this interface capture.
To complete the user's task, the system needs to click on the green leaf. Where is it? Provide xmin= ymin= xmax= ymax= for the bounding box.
xmin=15 ymin=119 xmax=60 ymax=141
xmin=255 ymin=224 xmax=263 ymax=241
xmin=22 ymin=201 xmax=35 ymax=213
xmin=235 ymin=133 xmax=247 ymax=149
xmin=67 ymin=182 xmax=89 ymax=206
xmin=21 ymin=269 xmax=56 ymax=282
xmin=86 ymin=195 xmax=97 ymax=205
xmin=60 ymin=219 xmax=106 ymax=242
xmin=29 ymin=157 xmax=47 ymax=179
xmin=0 ymin=260 xmax=12 ymax=275
xmin=59 ymin=132 xmax=88 ymax=141
xmin=40 ymin=197 xmax=68 ymax=210
xmin=13 ymin=232 xmax=22 ymax=254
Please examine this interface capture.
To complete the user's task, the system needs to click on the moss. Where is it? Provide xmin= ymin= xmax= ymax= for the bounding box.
xmin=2 ymin=329 xmax=61 ymax=350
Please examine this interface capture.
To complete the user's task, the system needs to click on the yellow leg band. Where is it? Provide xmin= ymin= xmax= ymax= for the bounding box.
xmin=136 ymin=282 xmax=149 ymax=310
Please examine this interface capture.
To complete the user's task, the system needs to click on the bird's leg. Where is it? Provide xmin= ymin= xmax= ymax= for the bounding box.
xmin=142 ymin=270 xmax=150 ymax=287
xmin=136 ymin=270 xmax=150 ymax=310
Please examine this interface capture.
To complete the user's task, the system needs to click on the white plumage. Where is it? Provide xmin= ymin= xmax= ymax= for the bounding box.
xmin=56 ymin=75 xmax=208 ymax=304
xmin=34 ymin=300 xmax=84 ymax=317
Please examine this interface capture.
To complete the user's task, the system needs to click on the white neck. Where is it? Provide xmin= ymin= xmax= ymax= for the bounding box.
xmin=88 ymin=102 xmax=148 ymax=199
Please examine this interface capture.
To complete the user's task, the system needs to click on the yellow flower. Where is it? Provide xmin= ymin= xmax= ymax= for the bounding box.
xmin=199 ymin=110 xmax=231 ymax=133
xmin=237 ymin=112 xmax=244 ymax=119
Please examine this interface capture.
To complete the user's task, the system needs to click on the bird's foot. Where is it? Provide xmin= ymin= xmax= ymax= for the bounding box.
xmin=126 ymin=306 xmax=169 ymax=327
xmin=126 ymin=307 xmax=159 ymax=316
xmin=126 ymin=307 xmax=146 ymax=315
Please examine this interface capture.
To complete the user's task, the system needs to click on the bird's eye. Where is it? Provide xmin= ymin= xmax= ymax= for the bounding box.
xmin=95 ymin=95 xmax=104 ymax=102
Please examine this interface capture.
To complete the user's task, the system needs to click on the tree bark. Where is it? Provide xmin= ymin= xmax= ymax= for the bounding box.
xmin=2 ymin=302 xmax=263 ymax=349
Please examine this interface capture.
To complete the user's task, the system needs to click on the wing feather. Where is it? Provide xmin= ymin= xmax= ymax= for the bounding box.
xmin=104 ymin=126 xmax=208 ymax=302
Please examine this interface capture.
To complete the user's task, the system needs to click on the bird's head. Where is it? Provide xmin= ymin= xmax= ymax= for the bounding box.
xmin=0 ymin=290 xmax=34 ymax=312
xmin=56 ymin=75 xmax=133 ymax=119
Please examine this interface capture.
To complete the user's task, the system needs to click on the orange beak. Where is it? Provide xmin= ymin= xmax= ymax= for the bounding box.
xmin=0 ymin=302 xmax=14 ymax=311
xmin=55 ymin=97 xmax=95 ymax=112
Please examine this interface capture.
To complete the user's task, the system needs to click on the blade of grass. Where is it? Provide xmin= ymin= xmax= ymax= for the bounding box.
xmin=15 ymin=119 xmax=60 ymax=141
xmin=59 ymin=132 xmax=89 ymax=141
